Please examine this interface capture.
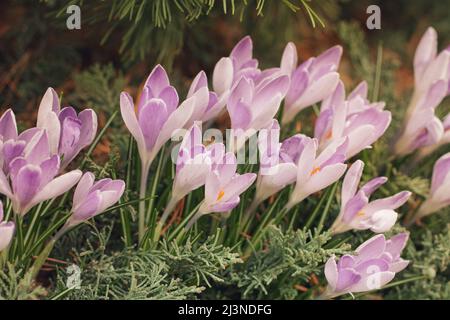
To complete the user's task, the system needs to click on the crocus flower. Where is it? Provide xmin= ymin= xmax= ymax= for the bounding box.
xmin=411 ymin=152 xmax=450 ymax=222
xmin=37 ymin=87 xmax=98 ymax=169
xmin=0 ymin=201 xmax=15 ymax=252
xmin=285 ymin=137 xmax=348 ymax=211
xmin=0 ymin=131 xmax=82 ymax=216
xmin=323 ymin=233 xmax=409 ymax=298
xmin=315 ymin=81 xmax=391 ymax=159
xmin=252 ymin=120 xmax=303 ymax=209
xmin=64 ymin=172 xmax=125 ymax=229
xmin=227 ymin=74 xmax=289 ymax=151
xmin=395 ymin=27 xmax=450 ymax=157
xmin=330 ymin=160 xmax=411 ymax=234
xmin=212 ymin=36 xmax=260 ymax=99
xmin=161 ymin=124 xmax=212 ymax=221
xmin=120 ymin=65 xmax=196 ymax=174
xmin=281 ymin=43 xmax=342 ymax=124
xmin=197 ymin=152 xmax=256 ymax=216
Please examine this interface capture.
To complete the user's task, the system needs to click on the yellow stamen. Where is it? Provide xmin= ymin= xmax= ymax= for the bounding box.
xmin=216 ymin=190 xmax=225 ymax=201
xmin=325 ymin=129 xmax=333 ymax=140
xmin=356 ymin=211 xmax=365 ymax=217
xmin=310 ymin=166 xmax=321 ymax=175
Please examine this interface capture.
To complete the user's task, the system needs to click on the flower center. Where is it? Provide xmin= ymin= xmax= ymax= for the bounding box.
xmin=325 ymin=129 xmax=333 ymax=140
xmin=216 ymin=190 xmax=225 ymax=201
xmin=310 ymin=166 xmax=321 ymax=175
xmin=356 ymin=211 xmax=365 ymax=217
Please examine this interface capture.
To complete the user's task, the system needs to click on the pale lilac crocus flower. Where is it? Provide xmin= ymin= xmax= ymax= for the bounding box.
xmin=251 ymin=119 xmax=303 ymax=211
xmin=330 ymin=160 xmax=411 ymax=234
xmin=281 ymin=42 xmax=342 ymax=124
xmin=63 ymin=172 xmax=125 ymax=229
xmin=315 ymin=80 xmax=391 ymax=159
xmin=120 ymin=65 xmax=196 ymax=239
xmin=323 ymin=233 xmax=409 ymax=299
xmin=285 ymin=137 xmax=348 ymax=211
xmin=212 ymin=36 xmax=260 ymax=99
xmin=395 ymin=27 xmax=450 ymax=157
xmin=0 ymin=201 xmax=15 ymax=252
xmin=410 ymin=152 xmax=450 ymax=223
xmin=227 ymin=74 xmax=289 ymax=151
xmin=37 ymin=87 xmax=98 ymax=169
xmin=186 ymin=152 xmax=256 ymax=229
xmin=0 ymin=132 xmax=82 ymax=216
xmin=159 ymin=124 xmax=212 ymax=225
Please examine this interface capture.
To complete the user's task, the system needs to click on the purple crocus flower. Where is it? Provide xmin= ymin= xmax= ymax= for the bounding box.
xmin=37 ymin=87 xmax=98 ymax=169
xmin=64 ymin=172 xmax=125 ymax=229
xmin=315 ymin=80 xmax=391 ymax=159
xmin=324 ymin=233 xmax=410 ymax=298
xmin=395 ymin=27 xmax=450 ymax=157
xmin=286 ymin=137 xmax=348 ymax=210
xmin=212 ymin=36 xmax=261 ymax=99
xmin=281 ymin=42 xmax=342 ymax=124
xmin=330 ymin=160 xmax=411 ymax=234
xmin=198 ymin=152 xmax=256 ymax=215
xmin=0 ymin=131 xmax=82 ymax=216
xmin=161 ymin=124 xmax=213 ymax=221
xmin=412 ymin=152 xmax=450 ymax=222
xmin=252 ymin=120 xmax=303 ymax=208
xmin=0 ymin=201 xmax=15 ymax=252
xmin=227 ymin=73 xmax=289 ymax=151
xmin=120 ymin=65 xmax=196 ymax=174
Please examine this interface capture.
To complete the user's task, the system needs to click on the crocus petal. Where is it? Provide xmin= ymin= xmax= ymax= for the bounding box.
xmin=37 ymin=87 xmax=59 ymax=124
xmin=369 ymin=209 xmax=398 ymax=233
xmin=385 ymin=232 xmax=409 ymax=260
xmin=360 ymin=177 xmax=388 ymax=197
xmin=324 ymin=257 xmax=338 ymax=291
xmin=139 ymin=99 xmax=168 ymax=150
xmin=29 ymin=170 xmax=82 ymax=211
xmin=221 ymin=173 xmax=256 ymax=202
xmin=335 ymin=269 xmax=361 ymax=293
xmin=23 ymin=130 xmax=50 ymax=165
xmin=280 ymin=42 xmax=298 ymax=74
xmin=13 ymin=165 xmax=42 ymax=214
xmin=0 ymin=166 xmax=13 ymax=198
xmin=153 ymin=95 xmax=196 ymax=156
xmin=431 ymin=152 xmax=450 ymax=194
xmin=120 ymin=92 xmax=146 ymax=157
xmin=341 ymin=160 xmax=364 ymax=207
xmin=209 ymin=196 xmax=240 ymax=213
xmin=98 ymin=181 xmax=125 ymax=212
xmin=364 ymin=191 xmax=411 ymax=216
xmin=230 ymin=36 xmax=253 ymax=69
xmin=0 ymin=221 xmax=15 ymax=252
xmin=72 ymin=190 xmax=102 ymax=221
xmin=350 ymin=271 xmax=395 ymax=293
xmin=355 ymin=234 xmax=386 ymax=261
xmin=212 ymin=57 xmax=233 ymax=96
xmin=73 ymin=172 xmax=96 ymax=208
xmin=0 ymin=109 xmax=18 ymax=141
xmin=414 ymin=27 xmax=438 ymax=80
xmin=144 ymin=65 xmax=170 ymax=96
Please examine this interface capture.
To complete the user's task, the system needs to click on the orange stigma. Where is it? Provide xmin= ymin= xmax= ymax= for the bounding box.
xmin=310 ymin=166 xmax=321 ymax=175
xmin=216 ymin=190 xmax=225 ymax=201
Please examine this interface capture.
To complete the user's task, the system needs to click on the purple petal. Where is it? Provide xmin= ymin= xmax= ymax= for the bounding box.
xmin=335 ymin=268 xmax=361 ymax=293
xmin=72 ymin=190 xmax=102 ymax=221
xmin=364 ymin=191 xmax=411 ymax=216
xmin=385 ymin=233 xmax=409 ymax=261
xmin=0 ymin=109 xmax=18 ymax=141
xmin=341 ymin=160 xmax=364 ymax=208
xmin=13 ymin=165 xmax=42 ymax=214
xmin=0 ymin=221 xmax=15 ymax=251
xmin=73 ymin=172 xmax=95 ymax=208
xmin=144 ymin=65 xmax=170 ymax=96
xmin=59 ymin=116 xmax=82 ymax=160
xmin=159 ymin=86 xmax=179 ymax=115
xmin=360 ymin=177 xmax=388 ymax=197
xmin=39 ymin=155 xmax=60 ymax=186
xmin=431 ymin=153 xmax=450 ymax=194
xmin=139 ymin=99 xmax=168 ymax=151
xmin=209 ymin=196 xmax=240 ymax=213
xmin=342 ymin=190 xmax=368 ymax=223
xmin=355 ymin=234 xmax=386 ymax=262
xmin=230 ymin=36 xmax=253 ymax=69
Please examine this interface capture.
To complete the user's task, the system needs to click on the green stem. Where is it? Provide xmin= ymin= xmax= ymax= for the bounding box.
xmin=138 ymin=163 xmax=150 ymax=243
